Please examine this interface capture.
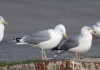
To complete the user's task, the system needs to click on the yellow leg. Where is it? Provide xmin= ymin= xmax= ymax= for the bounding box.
xmin=41 ymin=48 xmax=44 ymax=60
xmin=43 ymin=50 xmax=48 ymax=59
xmin=75 ymin=53 xmax=82 ymax=59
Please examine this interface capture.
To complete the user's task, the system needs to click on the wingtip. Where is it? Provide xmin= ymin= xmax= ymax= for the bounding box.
xmin=11 ymin=38 xmax=21 ymax=42
xmin=51 ymin=46 xmax=59 ymax=51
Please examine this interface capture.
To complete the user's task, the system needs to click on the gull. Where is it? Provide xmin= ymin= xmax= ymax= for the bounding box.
xmin=0 ymin=16 xmax=8 ymax=42
xmin=16 ymin=24 xmax=67 ymax=60
xmin=91 ymin=22 xmax=100 ymax=38
xmin=52 ymin=26 xmax=95 ymax=59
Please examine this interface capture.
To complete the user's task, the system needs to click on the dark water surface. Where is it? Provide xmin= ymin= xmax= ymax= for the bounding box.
xmin=0 ymin=0 xmax=100 ymax=61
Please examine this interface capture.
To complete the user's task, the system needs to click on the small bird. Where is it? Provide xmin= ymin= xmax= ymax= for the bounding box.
xmin=52 ymin=26 xmax=95 ymax=59
xmin=91 ymin=22 xmax=100 ymax=38
xmin=0 ymin=16 xmax=8 ymax=42
xmin=15 ymin=24 xmax=67 ymax=60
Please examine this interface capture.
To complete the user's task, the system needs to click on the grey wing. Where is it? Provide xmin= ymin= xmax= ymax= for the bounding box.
xmin=58 ymin=36 xmax=79 ymax=50
xmin=23 ymin=30 xmax=51 ymax=44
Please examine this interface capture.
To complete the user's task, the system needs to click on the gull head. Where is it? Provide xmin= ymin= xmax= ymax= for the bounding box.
xmin=81 ymin=26 xmax=96 ymax=35
xmin=96 ymin=22 xmax=100 ymax=27
xmin=91 ymin=22 xmax=100 ymax=35
xmin=92 ymin=22 xmax=100 ymax=29
xmin=54 ymin=24 xmax=68 ymax=38
xmin=0 ymin=16 xmax=8 ymax=26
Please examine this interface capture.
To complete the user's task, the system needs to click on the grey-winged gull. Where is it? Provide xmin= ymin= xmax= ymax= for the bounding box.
xmin=0 ymin=16 xmax=8 ymax=42
xmin=91 ymin=22 xmax=100 ymax=37
xmin=16 ymin=24 xmax=68 ymax=60
xmin=52 ymin=26 xmax=95 ymax=59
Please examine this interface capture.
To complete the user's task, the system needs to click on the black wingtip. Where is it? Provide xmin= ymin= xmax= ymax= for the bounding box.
xmin=12 ymin=38 xmax=21 ymax=42
xmin=51 ymin=46 xmax=59 ymax=51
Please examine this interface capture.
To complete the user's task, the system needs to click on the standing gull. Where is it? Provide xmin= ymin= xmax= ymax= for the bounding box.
xmin=16 ymin=24 xmax=67 ymax=60
xmin=52 ymin=26 xmax=95 ymax=59
xmin=91 ymin=22 xmax=100 ymax=37
xmin=0 ymin=16 xmax=8 ymax=42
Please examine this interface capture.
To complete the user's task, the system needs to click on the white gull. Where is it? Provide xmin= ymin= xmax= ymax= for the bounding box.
xmin=16 ymin=24 xmax=67 ymax=60
xmin=52 ymin=26 xmax=95 ymax=59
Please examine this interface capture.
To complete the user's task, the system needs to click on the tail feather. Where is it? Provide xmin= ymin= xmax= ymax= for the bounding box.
xmin=11 ymin=37 xmax=28 ymax=45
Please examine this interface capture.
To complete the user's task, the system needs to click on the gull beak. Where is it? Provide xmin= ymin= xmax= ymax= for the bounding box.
xmin=63 ymin=34 xmax=68 ymax=39
xmin=3 ymin=20 xmax=8 ymax=26
xmin=92 ymin=30 xmax=96 ymax=35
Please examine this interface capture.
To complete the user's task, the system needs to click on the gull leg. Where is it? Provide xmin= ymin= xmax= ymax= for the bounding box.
xmin=41 ymin=48 xmax=44 ymax=60
xmin=43 ymin=50 xmax=53 ymax=60
xmin=41 ymin=49 xmax=49 ymax=60
xmin=78 ymin=53 xmax=81 ymax=59
xmin=75 ymin=53 xmax=78 ymax=59
xmin=75 ymin=53 xmax=82 ymax=59
xmin=43 ymin=50 xmax=48 ymax=60
xmin=76 ymin=53 xmax=82 ymax=59
xmin=78 ymin=53 xmax=82 ymax=59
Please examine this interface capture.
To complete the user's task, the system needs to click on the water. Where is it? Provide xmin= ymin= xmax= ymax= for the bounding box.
xmin=0 ymin=0 xmax=100 ymax=61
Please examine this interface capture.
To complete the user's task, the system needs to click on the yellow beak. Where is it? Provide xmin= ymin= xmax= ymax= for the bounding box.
xmin=63 ymin=34 xmax=68 ymax=39
xmin=3 ymin=20 xmax=8 ymax=26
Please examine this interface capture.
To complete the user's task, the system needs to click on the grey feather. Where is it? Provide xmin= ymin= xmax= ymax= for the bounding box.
xmin=58 ymin=36 xmax=79 ymax=50
xmin=23 ymin=30 xmax=51 ymax=44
